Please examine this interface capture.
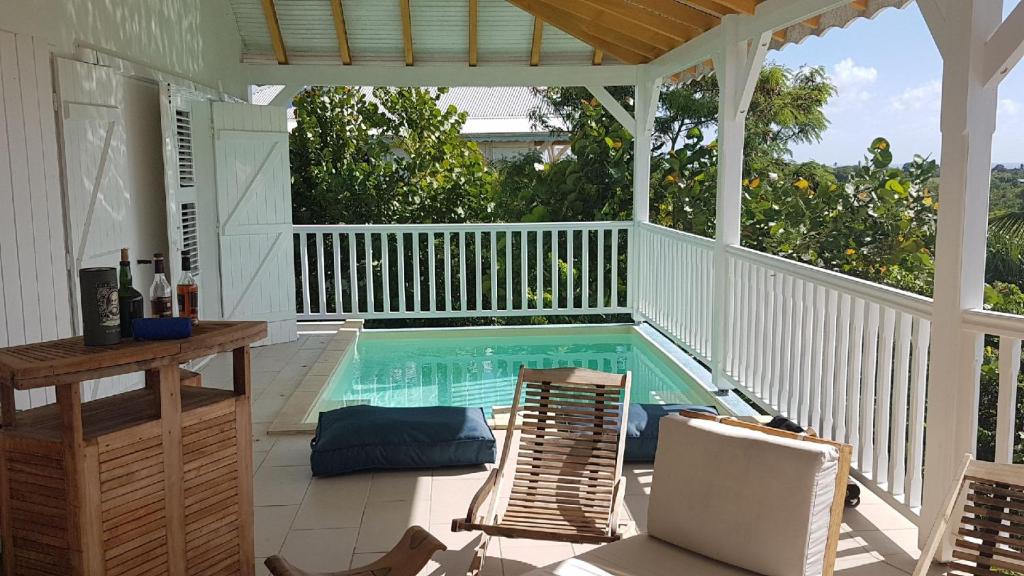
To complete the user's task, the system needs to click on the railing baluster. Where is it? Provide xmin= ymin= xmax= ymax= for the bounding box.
xmin=381 ymin=232 xmax=391 ymax=313
xmin=779 ymin=275 xmax=795 ymax=413
xmin=907 ymin=316 xmax=930 ymax=506
xmin=833 ymin=293 xmax=852 ymax=441
xmin=535 ymin=231 xmax=543 ymax=311
xmin=820 ymin=289 xmax=839 ymax=435
xmin=428 ymin=232 xmax=437 ymax=312
xmin=348 ymin=232 xmax=358 ymax=314
xmin=459 ymin=231 xmax=467 ymax=312
xmin=505 ymin=230 xmax=512 ymax=311
xmin=364 ymin=232 xmax=375 ymax=314
xmin=874 ymin=307 xmax=896 ymax=484
xmin=397 ymin=232 xmax=406 ymax=313
xmin=332 ymin=233 xmax=342 ymax=315
xmin=788 ymin=277 xmax=805 ymax=418
xmin=444 ymin=232 xmax=452 ymax=312
xmin=475 ymin=231 xmax=482 ymax=311
xmin=597 ymin=229 xmax=605 ymax=308
xmin=798 ymin=280 xmax=816 ymax=424
xmin=567 ymin=230 xmax=575 ymax=310
xmin=889 ymin=311 xmax=912 ymax=497
xmin=299 ymin=232 xmax=311 ymax=315
xmin=610 ymin=228 xmax=619 ymax=308
xmin=551 ymin=230 xmax=559 ymax=309
xmin=769 ymin=274 xmax=785 ymax=409
xmin=996 ymin=335 xmax=1022 ymax=464
xmin=847 ymin=298 xmax=866 ymax=454
xmin=490 ymin=230 xmax=497 ymax=311
xmin=315 ymin=233 xmax=327 ymax=316
xmin=809 ymin=284 xmax=826 ymax=431
xmin=521 ymin=230 xmax=528 ymax=310
xmin=860 ymin=302 xmax=880 ymax=475
xmin=582 ymin=229 xmax=590 ymax=310
xmin=413 ymin=233 xmax=421 ymax=313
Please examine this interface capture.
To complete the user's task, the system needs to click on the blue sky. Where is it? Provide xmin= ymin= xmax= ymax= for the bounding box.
xmin=768 ymin=2 xmax=1023 ymax=166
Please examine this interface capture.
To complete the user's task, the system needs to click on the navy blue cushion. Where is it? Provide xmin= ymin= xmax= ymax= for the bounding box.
xmin=310 ymin=405 xmax=496 ymax=476
xmin=624 ymin=404 xmax=719 ymax=463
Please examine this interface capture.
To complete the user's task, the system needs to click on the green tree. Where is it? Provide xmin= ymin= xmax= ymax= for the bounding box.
xmin=290 ymin=86 xmax=495 ymax=225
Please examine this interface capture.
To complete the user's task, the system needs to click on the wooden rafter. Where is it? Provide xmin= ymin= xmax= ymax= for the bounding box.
xmin=400 ymin=0 xmax=414 ymax=66
xmin=707 ymin=0 xmax=757 ymax=14
xmin=800 ymin=15 xmax=822 ymax=29
xmin=592 ymin=49 xmax=604 ymax=65
xmin=558 ymin=0 xmax=684 ymax=52
xmin=469 ymin=0 xmax=478 ymax=66
xmin=850 ymin=0 xmax=868 ymax=10
xmin=507 ymin=0 xmax=651 ymax=64
xmin=260 ymin=0 xmax=288 ymax=64
xmin=530 ymin=17 xmax=544 ymax=66
xmin=679 ymin=0 xmax=747 ymax=16
xmin=633 ymin=0 xmax=721 ymax=32
xmin=329 ymin=0 xmax=352 ymax=65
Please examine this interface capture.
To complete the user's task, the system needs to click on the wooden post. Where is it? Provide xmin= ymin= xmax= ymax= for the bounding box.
xmin=919 ymin=0 xmax=1002 ymax=556
xmin=710 ymin=18 xmax=770 ymax=389
xmin=57 ymin=383 xmax=87 ymax=573
xmin=628 ymin=77 xmax=661 ymax=320
xmin=234 ymin=345 xmax=255 ymax=576
xmin=158 ymin=364 xmax=186 ymax=576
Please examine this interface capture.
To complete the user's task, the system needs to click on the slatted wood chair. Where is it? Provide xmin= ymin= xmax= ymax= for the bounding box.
xmin=265 ymin=526 xmax=446 ymax=576
xmin=913 ymin=454 xmax=1024 ymax=575
xmin=452 ymin=366 xmax=631 ymax=575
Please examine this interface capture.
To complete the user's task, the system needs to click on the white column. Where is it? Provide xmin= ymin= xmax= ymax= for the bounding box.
xmin=628 ymin=77 xmax=661 ymax=320
xmin=920 ymin=0 xmax=1002 ymax=554
xmin=709 ymin=18 xmax=770 ymax=389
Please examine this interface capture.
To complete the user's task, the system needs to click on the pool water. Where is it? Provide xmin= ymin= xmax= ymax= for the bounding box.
xmin=310 ymin=325 xmax=718 ymax=419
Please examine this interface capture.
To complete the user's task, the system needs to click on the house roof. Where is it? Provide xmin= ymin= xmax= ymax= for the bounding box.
xmin=227 ymin=0 xmax=911 ymax=72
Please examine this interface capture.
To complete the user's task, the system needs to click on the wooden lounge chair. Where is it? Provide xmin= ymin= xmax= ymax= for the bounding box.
xmin=913 ymin=454 xmax=1024 ymax=575
xmin=265 ymin=525 xmax=446 ymax=576
xmin=452 ymin=366 xmax=632 ymax=574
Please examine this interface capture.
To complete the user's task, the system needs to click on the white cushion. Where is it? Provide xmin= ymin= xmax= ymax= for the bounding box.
xmin=520 ymin=534 xmax=760 ymax=576
xmin=646 ymin=415 xmax=839 ymax=576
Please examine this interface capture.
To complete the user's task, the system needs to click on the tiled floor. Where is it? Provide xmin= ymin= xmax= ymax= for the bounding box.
xmin=199 ymin=329 xmax=939 ymax=576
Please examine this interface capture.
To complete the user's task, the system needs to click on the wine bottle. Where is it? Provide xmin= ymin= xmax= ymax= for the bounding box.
xmin=117 ymin=248 xmax=144 ymax=337
xmin=177 ymin=255 xmax=199 ymax=325
xmin=149 ymin=253 xmax=173 ymax=318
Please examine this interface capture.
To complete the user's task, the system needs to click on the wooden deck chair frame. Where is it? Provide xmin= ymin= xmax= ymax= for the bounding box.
xmin=913 ymin=454 xmax=1024 ymax=576
xmin=452 ymin=366 xmax=632 ymax=575
xmin=679 ymin=410 xmax=853 ymax=576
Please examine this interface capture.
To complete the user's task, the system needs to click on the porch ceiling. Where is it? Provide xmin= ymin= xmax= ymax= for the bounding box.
xmin=229 ymin=0 xmax=909 ymax=77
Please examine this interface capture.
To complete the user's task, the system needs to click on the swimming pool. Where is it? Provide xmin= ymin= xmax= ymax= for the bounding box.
xmin=306 ymin=324 xmax=722 ymax=421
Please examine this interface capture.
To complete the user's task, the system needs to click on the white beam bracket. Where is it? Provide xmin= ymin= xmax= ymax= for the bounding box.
xmin=586 ymin=85 xmax=636 ymax=135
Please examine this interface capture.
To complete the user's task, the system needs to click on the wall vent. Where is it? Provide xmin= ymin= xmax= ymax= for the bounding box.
xmin=180 ymin=201 xmax=200 ymax=277
xmin=175 ymin=109 xmax=194 ymax=188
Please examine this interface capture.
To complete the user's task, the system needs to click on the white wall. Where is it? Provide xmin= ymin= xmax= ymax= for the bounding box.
xmin=0 ymin=0 xmax=245 ymax=99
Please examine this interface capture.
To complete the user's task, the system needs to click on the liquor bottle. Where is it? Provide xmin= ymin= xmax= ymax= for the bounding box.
xmin=149 ymin=253 xmax=173 ymax=318
xmin=177 ymin=255 xmax=199 ymax=325
xmin=117 ymin=248 xmax=144 ymax=337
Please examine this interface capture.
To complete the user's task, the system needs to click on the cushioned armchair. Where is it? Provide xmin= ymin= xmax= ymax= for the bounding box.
xmin=521 ymin=410 xmax=852 ymax=576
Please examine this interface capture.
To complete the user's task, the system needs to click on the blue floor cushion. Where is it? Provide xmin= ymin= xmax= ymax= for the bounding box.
xmin=310 ymin=405 xmax=497 ymax=476
xmin=625 ymin=404 xmax=719 ymax=463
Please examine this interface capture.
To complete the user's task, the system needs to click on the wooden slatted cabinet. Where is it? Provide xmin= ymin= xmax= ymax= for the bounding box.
xmin=0 ymin=321 xmax=265 ymax=576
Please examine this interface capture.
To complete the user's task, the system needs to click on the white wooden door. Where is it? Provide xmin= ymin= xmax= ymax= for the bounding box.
xmin=56 ymin=57 xmax=141 ymax=399
xmin=213 ymin=103 xmax=296 ymax=345
xmin=0 ymin=32 xmax=74 ymax=409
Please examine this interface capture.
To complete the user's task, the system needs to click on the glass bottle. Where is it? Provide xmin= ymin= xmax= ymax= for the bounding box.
xmin=117 ymin=248 xmax=144 ymax=337
xmin=149 ymin=253 xmax=173 ymax=318
xmin=177 ymin=255 xmax=199 ymax=325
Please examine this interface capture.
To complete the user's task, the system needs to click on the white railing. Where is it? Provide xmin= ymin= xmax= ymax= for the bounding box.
xmin=724 ymin=245 xmax=933 ymax=517
xmin=633 ymin=223 xmax=714 ymax=364
xmin=294 ymin=222 xmax=632 ymax=320
xmin=963 ymin=308 xmax=1024 ymax=464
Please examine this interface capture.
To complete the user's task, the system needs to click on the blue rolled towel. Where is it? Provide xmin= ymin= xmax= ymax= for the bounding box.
xmin=132 ymin=318 xmax=193 ymax=340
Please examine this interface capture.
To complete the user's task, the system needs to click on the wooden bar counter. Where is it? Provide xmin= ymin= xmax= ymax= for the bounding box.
xmin=0 ymin=320 xmax=266 ymax=576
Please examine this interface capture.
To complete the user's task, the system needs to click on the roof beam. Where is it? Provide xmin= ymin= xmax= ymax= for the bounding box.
xmin=680 ymin=1 xmax=741 ymax=16
xmin=645 ymin=0 xmax=848 ymax=80
xmin=469 ymin=0 xmax=478 ymax=66
xmin=530 ymin=17 xmax=544 ymax=66
xmin=241 ymin=62 xmax=641 ymax=87
xmin=557 ymin=0 xmax=685 ymax=52
xmin=633 ymin=0 xmax=721 ymax=32
xmin=850 ymin=0 xmax=867 ymax=10
xmin=260 ymin=0 xmax=288 ymax=64
xmin=507 ymin=0 xmax=652 ymax=63
xmin=800 ymin=15 xmax=821 ymax=29
xmin=586 ymin=85 xmax=636 ymax=134
xmin=330 ymin=0 xmax=352 ymax=65
xmin=592 ymin=49 xmax=604 ymax=65
xmin=984 ymin=0 xmax=1024 ymax=86
xmin=710 ymin=0 xmax=758 ymax=14
xmin=400 ymin=0 xmax=414 ymax=66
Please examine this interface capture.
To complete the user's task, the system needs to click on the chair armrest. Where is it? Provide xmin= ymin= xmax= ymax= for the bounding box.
xmin=452 ymin=468 xmax=500 ymax=531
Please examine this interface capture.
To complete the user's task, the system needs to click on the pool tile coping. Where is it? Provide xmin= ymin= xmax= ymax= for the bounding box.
xmin=268 ymin=319 xmax=363 ymax=434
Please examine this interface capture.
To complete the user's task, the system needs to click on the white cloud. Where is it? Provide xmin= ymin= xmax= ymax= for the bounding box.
xmin=833 ymin=58 xmax=878 ymax=86
xmin=999 ymin=98 xmax=1020 ymax=116
xmin=889 ymin=80 xmax=942 ymax=112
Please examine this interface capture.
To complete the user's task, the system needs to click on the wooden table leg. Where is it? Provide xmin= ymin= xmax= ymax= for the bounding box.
xmin=233 ymin=345 xmax=255 ymax=576
xmin=57 ymin=384 xmax=87 ymax=574
xmin=1 ymin=383 xmax=15 ymax=427
xmin=157 ymin=364 xmax=186 ymax=576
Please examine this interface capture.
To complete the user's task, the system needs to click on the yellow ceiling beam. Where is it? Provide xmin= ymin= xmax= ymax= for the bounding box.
xmin=850 ymin=0 xmax=868 ymax=10
xmin=469 ymin=0 xmax=478 ymax=66
xmin=801 ymin=15 xmax=822 ymax=29
xmin=709 ymin=0 xmax=758 ymax=14
xmin=558 ymin=0 xmax=683 ymax=52
xmin=329 ymin=0 xmax=352 ymax=65
xmin=401 ymin=0 xmax=414 ymax=66
xmin=507 ymin=0 xmax=651 ymax=64
xmin=632 ymin=0 xmax=721 ymax=32
xmin=592 ymin=48 xmax=604 ymax=65
xmin=260 ymin=0 xmax=288 ymax=64
xmin=530 ymin=17 xmax=543 ymax=66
